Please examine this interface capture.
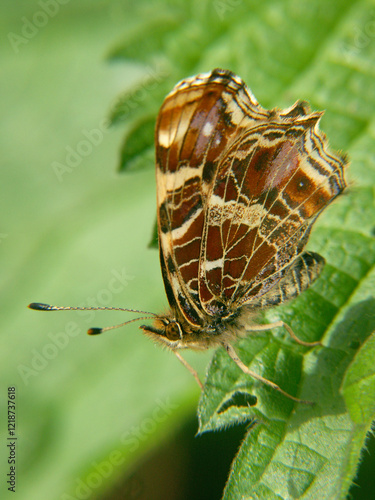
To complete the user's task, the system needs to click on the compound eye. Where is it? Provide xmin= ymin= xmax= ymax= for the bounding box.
xmin=165 ymin=322 xmax=181 ymax=341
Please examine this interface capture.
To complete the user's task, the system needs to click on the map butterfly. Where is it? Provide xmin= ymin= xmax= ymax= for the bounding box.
xmin=29 ymin=69 xmax=347 ymax=403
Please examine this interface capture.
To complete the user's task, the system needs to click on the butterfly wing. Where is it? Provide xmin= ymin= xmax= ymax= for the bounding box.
xmin=155 ymin=69 xmax=347 ymax=325
xmin=200 ymin=98 xmax=345 ymax=311
xmin=155 ymin=69 xmax=262 ymax=326
xmin=199 ymin=89 xmax=347 ymax=314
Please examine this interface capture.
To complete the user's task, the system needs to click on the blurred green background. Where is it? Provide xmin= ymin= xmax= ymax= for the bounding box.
xmin=1 ymin=1 xmax=374 ymax=499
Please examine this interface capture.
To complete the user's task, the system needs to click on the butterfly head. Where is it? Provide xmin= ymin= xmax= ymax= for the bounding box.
xmin=140 ymin=315 xmax=187 ymax=349
xmin=140 ymin=308 xmax=239 ymax=350
xmin=140 ymin=311 xmax=217 ymax=350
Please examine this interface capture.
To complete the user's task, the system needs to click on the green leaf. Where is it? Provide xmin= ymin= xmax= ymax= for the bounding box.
xmin=107 ymin=13 xmax=182 ymax=63
xmin=343 ymin=328 xmax=375 ymax=427
xmin=148 ymin=218 xmax=159 ymax=249
xmin=118 ymin=114 xmax=155 ymax=173
xmin=108 ymin=0 xmax=375 ymax=497
xmin=109 ymin=67 xmax=169 ymax=126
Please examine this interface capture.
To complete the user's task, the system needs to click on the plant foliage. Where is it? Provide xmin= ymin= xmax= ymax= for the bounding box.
xmin=109 ymin=0 xmax=375 ymax=498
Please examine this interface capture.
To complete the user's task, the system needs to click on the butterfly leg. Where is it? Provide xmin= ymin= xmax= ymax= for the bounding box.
xmin=224 ymin=342 xmax=314 ymax=405
xmin=173 ymin=351 xmax=203 ymax=389
xmin=246 ymin=321 xmax=321 ymax=347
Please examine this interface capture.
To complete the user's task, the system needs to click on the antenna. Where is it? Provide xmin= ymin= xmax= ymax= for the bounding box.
xmin=27 ymin=302 xmax=156 ymax=335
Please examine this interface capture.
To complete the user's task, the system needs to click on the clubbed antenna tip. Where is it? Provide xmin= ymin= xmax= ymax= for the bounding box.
xmin=87 ymin=328 xmax=103 ymax=335
xmin=28 ymin=303 xmax=55 ymax=311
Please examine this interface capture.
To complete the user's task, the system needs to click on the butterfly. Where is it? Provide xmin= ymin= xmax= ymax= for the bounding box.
xmin=29 ymin=69 xmax=347 ymax=403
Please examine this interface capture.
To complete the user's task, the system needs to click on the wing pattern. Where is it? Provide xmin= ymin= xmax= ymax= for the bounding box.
xmin=155 ymin=69 xmax=347 ymax=328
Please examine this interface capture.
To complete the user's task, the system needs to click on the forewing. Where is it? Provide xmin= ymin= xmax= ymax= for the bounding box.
xmin=155 ymin=69 xmax=265 ymax=326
